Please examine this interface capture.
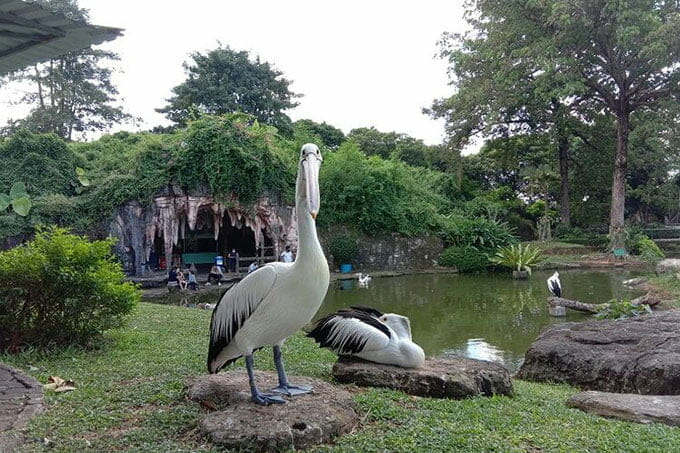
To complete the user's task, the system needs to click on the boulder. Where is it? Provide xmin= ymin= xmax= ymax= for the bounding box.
xmin=656 ymin=258 xmax=680 ymax=274
xmin=187 ymin=371 xmax=359 ymax=452
xmin=332 ymin=356 xmax=513 ymax=399
xmin=567 ymin=391 xmax=680 ymax=426
xmin=0 ymin=365 xmax=44 ymax=450
xmin=517 ymin=311 xmax=680 ymax=394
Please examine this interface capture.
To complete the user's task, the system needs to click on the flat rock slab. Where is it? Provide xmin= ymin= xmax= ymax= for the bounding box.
xmin=332 ymin=356 xmax=513 ymax=398
xmin=0 ymin=364 xmax=44 ymax=451
xmin=567 ymin=391 xmax=680 ymax=426
xmin=187 ymin=371 xmax=359 ymax=452
xmin=517 ymin=311 xmax=680 ymax=394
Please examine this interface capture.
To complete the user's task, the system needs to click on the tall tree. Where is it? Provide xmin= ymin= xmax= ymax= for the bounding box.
xmin=158 ymin=45 xmax=299 ymax=134
xmin=2 ymin=0 xmax=129 ymax=140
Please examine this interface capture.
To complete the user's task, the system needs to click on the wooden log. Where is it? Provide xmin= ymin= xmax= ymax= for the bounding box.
xmin=548 ymin=297 xmax=605 ymax=314
xmin=548 ymin=292 xmax=658 ymax=314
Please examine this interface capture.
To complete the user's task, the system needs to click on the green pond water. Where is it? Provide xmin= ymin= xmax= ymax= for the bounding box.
xmin=148 ymin=268 xmax=644 ymax=372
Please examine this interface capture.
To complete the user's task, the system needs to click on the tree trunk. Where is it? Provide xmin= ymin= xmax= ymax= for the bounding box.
xmin=558 ymin=137 xmax=571 ymax=226
xmin=609 ymin=111 xmax=630 ymax=249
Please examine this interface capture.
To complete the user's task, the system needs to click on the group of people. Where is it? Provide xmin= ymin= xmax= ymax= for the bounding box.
xmin=167 ymin=246 xmax=297 ymax=290
xmin=167 ymin=266 xmax=199 ymax=291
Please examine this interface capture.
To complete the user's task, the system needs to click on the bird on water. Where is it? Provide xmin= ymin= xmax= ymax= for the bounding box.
xmin=308 ymin=306 xmax=425 ymax=368
xmin=207 ymin=143 xmax=330 ymax=405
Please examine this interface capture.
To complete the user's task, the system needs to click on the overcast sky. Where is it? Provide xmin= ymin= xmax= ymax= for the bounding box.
xmin=8 ymin=1 xmax=472 ymax=146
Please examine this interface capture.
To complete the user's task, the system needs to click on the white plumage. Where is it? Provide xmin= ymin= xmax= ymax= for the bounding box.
xmin=308 ymin=306 xmax=425 ymax=368
xmin=207 ymin=143 xmax=330 ymax=405
xmin=357 ymin=273 xmax=372 ymax=286
xmin=547 ymin=271 xmax=562 ymax=298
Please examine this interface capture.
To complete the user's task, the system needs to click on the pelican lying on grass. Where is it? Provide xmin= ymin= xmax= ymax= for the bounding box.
xmin=207 ymin=144 xmax=330 ymax=405
xmin=547 ymin=271 xmax=562 ymax=298
xmin=307 ymin=306 xmax=425 ymax=368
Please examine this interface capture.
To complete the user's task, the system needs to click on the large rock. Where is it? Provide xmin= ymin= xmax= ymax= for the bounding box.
xmin=332 ymin=356 xmax=513 ymax=398
xmin=567 ymin=391 xmax=680 ymax=426
xmin=517 ymin=311 xmax=680 ymax=394
xmin=187 ymin=371 xmax=359 ymax=452
xmin=656 ymin=258 xmax=680 ymax=274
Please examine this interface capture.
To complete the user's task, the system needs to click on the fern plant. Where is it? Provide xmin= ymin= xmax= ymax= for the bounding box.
xmin=490 ymin=243 xmax=544 ymax=275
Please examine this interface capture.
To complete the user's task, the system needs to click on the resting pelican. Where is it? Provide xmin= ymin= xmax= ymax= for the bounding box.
xmin=357 ymin=273 xmax=372 ymax=286
xmin=307 ymin=306 xmax=425 ymax=368
xmin=207 ymin=143 xmax=330 ymax=405
xmin=547 ymin=271 xmax=562 ymax=298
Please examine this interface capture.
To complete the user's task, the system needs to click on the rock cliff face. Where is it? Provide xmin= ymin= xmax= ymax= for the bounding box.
xmin=109 ymin=187 xmax=295 ymax=275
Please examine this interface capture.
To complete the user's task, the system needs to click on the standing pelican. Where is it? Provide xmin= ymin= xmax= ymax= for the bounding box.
xmin=307 ymin=306 xmax=425 ymax=368
xmin=207 ymin=143 xmax=330 ymax=405
xmin=547 ymin=271 xmax=562 ymax=298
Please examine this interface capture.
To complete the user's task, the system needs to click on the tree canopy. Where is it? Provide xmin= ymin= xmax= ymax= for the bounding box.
xmin=157 ymin=45 xmax=300 ymax=134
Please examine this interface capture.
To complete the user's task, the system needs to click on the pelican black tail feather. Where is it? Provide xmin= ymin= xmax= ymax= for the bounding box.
xmin=307 ymin=306 xmax=391 ymax=354
xmin=549 ymin=280 xmax=561 ymax=298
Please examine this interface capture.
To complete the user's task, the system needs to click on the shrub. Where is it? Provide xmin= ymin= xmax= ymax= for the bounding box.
xmin=596 ymin=299 xmax=652 ymax=320
xmin=439 ymin=245 xmax=490 ymax=273
xmin=490 ymin=243 xmax=544 ymax=275
xmin=326 ymin=233 xmax=358 ymax=264
xmin=637 ymin=237 xmax=665 ymax=263
xmin=440 ymin=215 xmax=517 ymax=252
xmin=0 ymin=227 xmax=140 ymax=350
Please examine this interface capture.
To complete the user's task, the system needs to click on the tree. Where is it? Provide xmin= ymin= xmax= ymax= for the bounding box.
xmin=293 ymin=119 xmax=345 ymax=149
xmin=2 ymin=0 xmax=130 ymax=140
xmin=158 ymin=45 xmax=299 ymax=134
xmin=347 ymin=127 xmax=432 ymax=167
xmin=433 ymin=0 xmax=680 ymax=237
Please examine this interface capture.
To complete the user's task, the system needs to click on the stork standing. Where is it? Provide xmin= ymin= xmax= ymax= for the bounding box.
xmin=207 ymin=143 xmax=330 ymax=405
xmin=307 ymin=306 xmax=425 ymax=368
xmin=547 ymin=271 xmax=562 ymax=298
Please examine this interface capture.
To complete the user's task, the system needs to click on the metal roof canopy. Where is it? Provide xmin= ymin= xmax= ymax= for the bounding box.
xmin=0 ymin=0 xmax=121 ymax=75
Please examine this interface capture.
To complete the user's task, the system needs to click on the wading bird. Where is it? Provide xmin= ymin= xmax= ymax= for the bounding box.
xmin=207 ymin=143 xmax=330 ymax=405
xmin=308 ymin=306 xmax=425 ymax=368
xmin=547 ymin=271 xmax=562 ymax=298
xmin=358 ymin=273 xmax=372 ymax=286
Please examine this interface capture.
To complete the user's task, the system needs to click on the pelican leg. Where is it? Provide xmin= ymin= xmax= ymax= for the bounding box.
xmin=269 ymin=345 xmax=313 ymax=396
xmin=245 ymin=354 xmax=285 ymax=405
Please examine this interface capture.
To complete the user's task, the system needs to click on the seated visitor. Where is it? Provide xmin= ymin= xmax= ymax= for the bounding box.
xmin=207 ymin=264 xmax=223 ymax=286
xmin=187 ymin=270 xmax=198 ymax=291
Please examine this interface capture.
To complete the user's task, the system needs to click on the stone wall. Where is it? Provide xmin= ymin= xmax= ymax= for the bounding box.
xmin=320 ymin=230 xmax=443 ymax=271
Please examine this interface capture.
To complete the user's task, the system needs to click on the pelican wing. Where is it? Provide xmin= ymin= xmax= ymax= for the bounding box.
xmin=308 ymin=307 xmax=391 ymax=354
xmin=547 ymin=276 xmax=562 ymax=298
xmin=207 ymin=265 xmax=278 ymax=372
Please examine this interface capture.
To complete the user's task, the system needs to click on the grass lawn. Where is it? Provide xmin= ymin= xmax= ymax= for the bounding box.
xmin=3 ymin=302 xmax=680 ymax=452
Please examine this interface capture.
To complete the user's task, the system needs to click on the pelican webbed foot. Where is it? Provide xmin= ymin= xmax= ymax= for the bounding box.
xmin=268 ymin=383 xmax=313 ymax=396
xmin=251 ymin=390 xmax=286 ymax=405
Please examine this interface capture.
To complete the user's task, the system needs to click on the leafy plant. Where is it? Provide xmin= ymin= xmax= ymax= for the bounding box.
xmin=327 ymin=233 xmax=359 ymax=264
xmin=596 ymin=299 xmax=652 ymax=320
xmin=440 ymin=214 xmax=517 ymax=252
xmin=0 ymin=226 xmax=140 ymax=350
xmin=439 ymin=245 xmax=489 ymax=273
xmin=490 ymin=243 xmax=544 ymax=275
xmin=637 ymin=237 xmax=665 ymax=263
xmin=74 ymin=167 xmax=90 ymax=194
xmin=0 ymin=182 xmax=32 ymax=216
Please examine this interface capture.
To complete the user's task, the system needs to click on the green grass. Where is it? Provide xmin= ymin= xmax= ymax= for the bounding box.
xmin=3 ymin=302 xmax=680 ymax=452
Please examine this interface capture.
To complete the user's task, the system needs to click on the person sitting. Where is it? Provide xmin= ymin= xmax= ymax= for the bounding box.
xmin=187 ymin=270 xmax=198 ymax=291
xmin=280 ymin=245 xmax=294 ymax=263
xmin=177 ymin=269 xmax=188 ymax=290
xmin=207 ymin=264 xmax=224 ymax=286
xmin=167 ymin=267 xmax=179 ymax=291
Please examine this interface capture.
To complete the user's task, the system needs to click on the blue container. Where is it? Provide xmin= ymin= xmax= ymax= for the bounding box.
xmin=214 ymin=255 xmax=224 ymax=266
xmin=339 ymin=263 xmax=353 ymax=273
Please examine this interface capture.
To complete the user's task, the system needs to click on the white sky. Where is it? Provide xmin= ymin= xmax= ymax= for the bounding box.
xmin=6 ymin=1 xmax=472 ymax=146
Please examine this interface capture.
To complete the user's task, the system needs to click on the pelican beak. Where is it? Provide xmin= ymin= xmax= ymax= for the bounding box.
xmin=303 ymin=156 xmax=321 ymax=219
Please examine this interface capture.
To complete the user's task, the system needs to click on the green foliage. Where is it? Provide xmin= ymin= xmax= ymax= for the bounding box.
xmin=554 ymin=225 xmax=608 ymax=249
xmin=319 ymin=142 xmax=446 ymax=236
xmin=490 ymin=243 xmax=544 ymax=274
xmin=0 ymin=227 xmax=139 ymax=350
xmin=637 ymin=237 xmax=665 ymax=263
xmin=326 ymin=233 xmax=359 ymax=264
xmin=0 ymin=181 xmax=32 ymax=216
xmin=158 ymin=45 xmax=299 ymax=133
xmin=440 ymin=214 xmax=517 ymax=252
xmin=438 ymin=245 xmax=489 ymax=272
xmin=294 ymin=119 xmax=345 ymax=150
xmin=596 ymin=299 xmax=652 ymax=320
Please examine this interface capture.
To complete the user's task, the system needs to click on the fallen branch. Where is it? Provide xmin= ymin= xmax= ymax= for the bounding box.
xmin=548 ymin=292 xmax=659 ymax=314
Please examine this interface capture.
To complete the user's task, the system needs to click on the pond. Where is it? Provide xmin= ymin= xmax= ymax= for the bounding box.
xmin=146 ymin=268 xmax=644 ymax=372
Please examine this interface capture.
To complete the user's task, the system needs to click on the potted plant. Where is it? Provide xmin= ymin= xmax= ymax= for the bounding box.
xmin=328 ymin=233 xmax=358 ymax=273
xmin=490 ymin=243 xmax=544 ymax=279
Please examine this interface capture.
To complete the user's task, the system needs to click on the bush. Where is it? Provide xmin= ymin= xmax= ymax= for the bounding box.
xmin=637 ymin=237 xmax=665 ymax=263
xmin=326 ymin=233 xmax=358 ymax=264
xmin=596 ymin=299 xmax=652 ymax=320
xmin=0 ymin=227 xmax=140 ymax=350
xmin=490 ymin=243 xmax=544 ymax=275
xmin=440 ymin=215 xmax=517 ymax=252
xmin=439 ymin=245 xmax=490 ymax=272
